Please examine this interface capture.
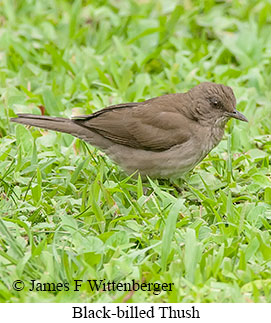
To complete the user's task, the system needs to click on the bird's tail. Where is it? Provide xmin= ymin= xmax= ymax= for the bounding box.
xmin=11 ymin=114 xmax=73 ymax=132
xmin=11 ymin=113 xmax=112 ymax=150
xmin=10 ymin=113 xmax=87 ymax=137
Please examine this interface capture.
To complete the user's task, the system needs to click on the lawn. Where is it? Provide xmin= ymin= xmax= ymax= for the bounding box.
xmin=0 ymin=0 xmax=271 ymax=302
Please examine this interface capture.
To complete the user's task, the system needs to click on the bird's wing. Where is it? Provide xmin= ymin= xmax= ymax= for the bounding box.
xmin=75 ymin=95 xmax=193 ymax=151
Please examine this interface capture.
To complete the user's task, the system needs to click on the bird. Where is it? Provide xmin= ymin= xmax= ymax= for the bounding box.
xmin=11 ymin=82 xmax=248 ymax=178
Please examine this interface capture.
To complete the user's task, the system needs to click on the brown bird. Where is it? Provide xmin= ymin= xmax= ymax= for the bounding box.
xmin=11 ymin=82 xmax=248 ymax=178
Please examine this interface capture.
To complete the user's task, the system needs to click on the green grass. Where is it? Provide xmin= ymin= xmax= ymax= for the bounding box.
xmin=1 ymin=0 xmax=271 ymax=302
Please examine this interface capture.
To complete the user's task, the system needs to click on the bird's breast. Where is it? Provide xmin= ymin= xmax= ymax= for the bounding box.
xmin=200 ymin=125 xmax=225 ymax=157
xmin=104 ymin=126 xmax=225 ymax=178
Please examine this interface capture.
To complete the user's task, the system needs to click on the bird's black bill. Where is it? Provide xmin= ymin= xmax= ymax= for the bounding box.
xmin=230 ymin=110 xmax=248 ymax=122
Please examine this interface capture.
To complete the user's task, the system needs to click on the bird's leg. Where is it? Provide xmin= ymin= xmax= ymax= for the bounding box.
xmin=169 ymin=177 xmax=190 ymax=195
xmin=171 ymin=182 xmax=183 ymax=194
xmin=157 ymin=178 xmax=184 ymax=195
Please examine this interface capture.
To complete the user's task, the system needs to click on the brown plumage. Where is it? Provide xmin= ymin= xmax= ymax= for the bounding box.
xmin=11 ymin=82 xmax=248 ymax=178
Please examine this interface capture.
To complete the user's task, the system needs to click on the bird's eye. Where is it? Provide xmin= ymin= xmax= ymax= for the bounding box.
xmin=209 ymin=97 xmax=221 ymax=108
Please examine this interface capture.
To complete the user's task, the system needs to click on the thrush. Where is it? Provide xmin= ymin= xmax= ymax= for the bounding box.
xmin=11 ymin=82 xmax=248 ymax=178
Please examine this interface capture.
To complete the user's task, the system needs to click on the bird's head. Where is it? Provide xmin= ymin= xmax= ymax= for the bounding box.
xmin=189 ymin=82 xmax=248 ymax=127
